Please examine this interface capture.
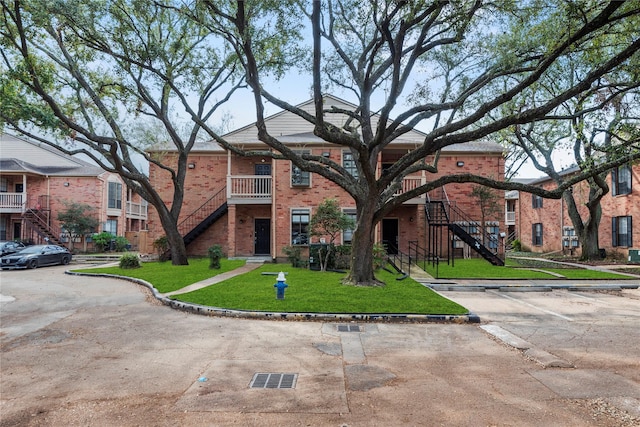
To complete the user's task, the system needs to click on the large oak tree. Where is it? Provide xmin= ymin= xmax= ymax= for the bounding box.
xmin=195 ymin=0 xmax=640 ymax=284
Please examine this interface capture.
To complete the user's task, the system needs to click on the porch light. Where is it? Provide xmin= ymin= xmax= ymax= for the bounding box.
xmin=456 ymin=161 xmax=464 ymax=167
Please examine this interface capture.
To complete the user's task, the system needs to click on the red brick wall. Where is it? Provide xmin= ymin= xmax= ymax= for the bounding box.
xmin=147 ymin=148 xmax=505 ymax=258
xmin=518 ymin=165 xmax=639 ymax=256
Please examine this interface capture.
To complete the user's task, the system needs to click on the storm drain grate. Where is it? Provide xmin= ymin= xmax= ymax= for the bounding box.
xmin=250 ymin=373 xmax=298 ymax=389
xmin=337 ymin=324 xmax=362 ymax=332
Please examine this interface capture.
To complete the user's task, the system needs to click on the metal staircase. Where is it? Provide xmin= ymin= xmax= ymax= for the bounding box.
xmin=22 ymin=208 xmax=66 ymax=247
xmin=425 ymin=189 xmax=504 ymax=266
xmin=164 ymin=187 xmax=228 ymax=258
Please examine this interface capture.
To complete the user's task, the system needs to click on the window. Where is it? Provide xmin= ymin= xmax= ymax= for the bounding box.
xmin=104 ymin=219 xmax=118 ymax=235
xmin=291 ymin=209 xmax=310 ymax=245
xmin=612 ymin=164 xmax=632 ymax=196
xmin=532 ymin=223 xmax=543 ymax=246
xmin=291 ymin=150 xmax=310 ymax=187
xmin=532 ymin=194 xmax=543 ymax=208
xmin=0 ymin=178 xmax=7 ymax=192
xmin=342 ymin=209 xmax=357 ymax=245
xmin=612 ymin=216 xmax=632 ymax=247
xmin=343 ymin=151 xmax=358 ymax=178
xmin=108 ymin=181 xmax=122 ymax=209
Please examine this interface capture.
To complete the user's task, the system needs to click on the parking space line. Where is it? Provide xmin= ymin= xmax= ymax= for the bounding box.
xmin=489 ymin=291 xmax=574 ymax=321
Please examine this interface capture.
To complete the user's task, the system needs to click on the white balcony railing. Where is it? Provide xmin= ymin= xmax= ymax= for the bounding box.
xmin=0 ymin=192 xmax=25 ymax=212
xmin=505 ymin=211 xmax=516 ymax=224
xmin=228 ymin=175 xmax=272 ymax=199
xmin=126 ymin=201 xmax=148 ymax=220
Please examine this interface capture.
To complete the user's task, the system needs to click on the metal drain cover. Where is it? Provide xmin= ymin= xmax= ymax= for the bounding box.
xmin=337 ymin=324 xmax=361 ymax=332
xmin=250 ymin=373 xmax=298 ymax=389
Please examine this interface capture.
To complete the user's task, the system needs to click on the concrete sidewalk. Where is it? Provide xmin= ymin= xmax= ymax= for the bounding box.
xmin=162 ymin=261 xmax=264 ymax=297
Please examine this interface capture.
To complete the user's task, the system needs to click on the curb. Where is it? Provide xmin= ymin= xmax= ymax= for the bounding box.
xmin=65 ymin=270 xmax=480 ymax=324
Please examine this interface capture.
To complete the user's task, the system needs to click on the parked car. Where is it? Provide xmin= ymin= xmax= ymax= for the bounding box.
xmin=0 ymin=241 xmax=26 ymax=256
xmin=0 ymin=245 xmax=72 ymax=270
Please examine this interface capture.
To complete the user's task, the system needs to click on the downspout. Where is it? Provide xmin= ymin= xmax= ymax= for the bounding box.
xmin=271 ymin=152 xmax=277 ymax=261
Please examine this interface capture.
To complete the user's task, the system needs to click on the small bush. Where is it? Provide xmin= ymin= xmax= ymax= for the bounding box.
xmin=334 ymin=245 xmax=351 ymax=270
xmin=208 ymin=245 xmax=224 ymax=269
xmin=282 ymin=245 xmax=305 ymax=268
xmin=92 ymin=232 xmax=114 ymax=252
xmin=153 ymin=236 xmax=170 ymax=261
xmin=114 ymin=236 xmax=129 ymax=252
xmin=511 ymin=239 xmax=522 ymax=252
xmin=373 ymin=243 xmax=388 ymax=270
xmin=119 ymin=253 xmax=141 ymax=269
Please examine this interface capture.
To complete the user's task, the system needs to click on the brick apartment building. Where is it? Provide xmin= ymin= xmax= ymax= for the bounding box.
xmin=517 ymin=163 xmax=639 ymax=258
xmin=0 ymin=133 xmax=148 ymax=250
xmin=146 ymin=96 xmax=506 ymax=263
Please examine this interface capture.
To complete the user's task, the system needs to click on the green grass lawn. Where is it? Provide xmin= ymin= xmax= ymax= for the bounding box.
xmin=74 ymin=260 xmax=468 ymax=315
xmin=172 ymin=265 xmax=468 ymax=315
xmin=423 ymin=258 xmax=630 ymax=279
xmin=72 ymin=258 xmax=246 ymax=293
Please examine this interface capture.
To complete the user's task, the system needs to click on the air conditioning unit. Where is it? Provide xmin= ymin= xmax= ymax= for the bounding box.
xmin=629 ymin=249 xmax=640 ymax=263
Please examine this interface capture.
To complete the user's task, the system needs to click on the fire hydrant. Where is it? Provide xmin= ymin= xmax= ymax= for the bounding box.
xmin=274 ymin=271 xmax=288 ymax=300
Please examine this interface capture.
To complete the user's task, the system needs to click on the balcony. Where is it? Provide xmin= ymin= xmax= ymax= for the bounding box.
xmin=393 ymin=177 xmax=426 ymax=204
xmin=126 ymin=201 xmax=148 ymax=220
xmin=505 ymin=211 xmax=516 ymax=225
xmin=227 ymin=175 xmax=272 ymax=204
xmin=0 ymin=192 xmax=25 ymax=213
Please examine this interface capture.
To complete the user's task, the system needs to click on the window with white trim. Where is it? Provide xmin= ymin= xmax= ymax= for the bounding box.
xmin=291 ymin=150 xmax=310 ymax=187
xmin=343 ymin=151 xmax=358 ymax=178
xmin=108 ymin=181 xmax=122 ymax=209
xmin=342 ymin=209 xmax=357 ymax=245
xmin=291 ymin=209 xmax=310 ymax=246
xmin=104 ymin=219 xmax=118 ymax=235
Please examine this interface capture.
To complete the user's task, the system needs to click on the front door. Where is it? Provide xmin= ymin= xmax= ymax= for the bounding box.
xmin=254 ymin=218 xmax=271 ymax=255
xmin=382 ymin=218 xmax=399 ymax=254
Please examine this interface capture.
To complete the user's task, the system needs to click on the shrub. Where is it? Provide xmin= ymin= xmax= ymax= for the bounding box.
xmin=334 ymin=244 xmax=351 ymax=270
xmin=511 ymin=239 xmax=522 ymax=252
xmin=153 ymin=236 xmax=170 ymax=261
xmin=373 ymin=243 xmax=388 ymax=270
xmin=282 ymin=245 xmax=305 ymax=268
xmin=92 ymin=232 xmax=114 ymax=252
xmin=114 ymin=236 xmax=129 ymax=252
xmin=119 ymin=253 xmax=141 ymax=269
xmin=208 ymin=245 xmax=224 ymax=269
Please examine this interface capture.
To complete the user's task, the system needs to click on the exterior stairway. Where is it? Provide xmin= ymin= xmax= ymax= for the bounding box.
xmin=164 ymin=187 xmax=228 ymax=258
xmin=22 ymin=209 xmax=66 ymax=247
xmin=425 ymin=200 xmax=504 ymax=266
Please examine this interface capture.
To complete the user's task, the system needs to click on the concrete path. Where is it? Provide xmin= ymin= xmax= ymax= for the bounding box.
xmin=162 ymin=261 xmax=264 ymax=297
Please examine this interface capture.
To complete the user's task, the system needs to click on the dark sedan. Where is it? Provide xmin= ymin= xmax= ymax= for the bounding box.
xmin=0 ymin=241 xmax=26 ymax=256
xmin=1 ymin=245 xmax=72 ymax=270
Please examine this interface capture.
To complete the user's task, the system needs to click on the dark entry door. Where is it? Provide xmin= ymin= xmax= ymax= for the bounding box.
xmin=254 ymin=218 xmax=271 ymax=255
xmin=382 ymin=218 xmax=399 ymax=254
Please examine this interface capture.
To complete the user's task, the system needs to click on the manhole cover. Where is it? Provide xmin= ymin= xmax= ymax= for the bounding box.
xmin=337 ymin=324 xmax=361 ymax=332
xmin=250 ymin=373 xmax=298 ymax=389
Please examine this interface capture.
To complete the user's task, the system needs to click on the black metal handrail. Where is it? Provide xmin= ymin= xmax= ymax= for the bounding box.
xmin=177 ymin=187 xmax=226 ymax=237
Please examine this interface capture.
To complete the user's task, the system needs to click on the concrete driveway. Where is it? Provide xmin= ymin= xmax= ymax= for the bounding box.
xmin=1 ymin=265 xmax=639 ymax=426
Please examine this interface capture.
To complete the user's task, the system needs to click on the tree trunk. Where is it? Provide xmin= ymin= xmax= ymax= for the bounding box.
xmin=345 ymin=198 xmax=381 ymax=286
xmin=580 ymin=220 xmax=601 ymax=261
xmin=156 ymin=206 xmax=189 ymax=265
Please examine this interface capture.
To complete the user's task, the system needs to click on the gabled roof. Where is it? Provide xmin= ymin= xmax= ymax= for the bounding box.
xmin=222 ymin=94 xmax=503 ymax=153
xmin=149 ymin=94 xmax=503 ymax=154
xmin=0 ymin=133 xmax=104 ymax=176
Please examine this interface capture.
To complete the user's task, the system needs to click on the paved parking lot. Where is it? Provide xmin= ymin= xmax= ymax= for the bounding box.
xmin=1 ymin=265 xmax=639 ymax=426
